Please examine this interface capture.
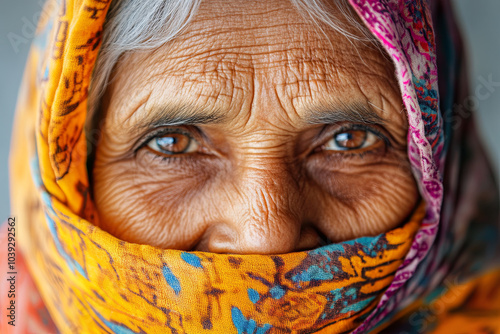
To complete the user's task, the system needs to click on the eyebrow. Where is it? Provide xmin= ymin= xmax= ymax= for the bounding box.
xmin=135 ymin=100 xmax=385 ymax=130
xmin=137 ymin=103 xmax=226 ymax=129
xmin=304 ymin=101 xmax=386 ymax=125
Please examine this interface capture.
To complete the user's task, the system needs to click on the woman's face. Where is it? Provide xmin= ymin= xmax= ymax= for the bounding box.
xmin=93 ymin=0 xmax=418 ymax=253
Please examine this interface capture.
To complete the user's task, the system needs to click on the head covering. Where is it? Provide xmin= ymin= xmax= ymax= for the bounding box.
xmin=4 ymin=0 xmax=499 ymax=333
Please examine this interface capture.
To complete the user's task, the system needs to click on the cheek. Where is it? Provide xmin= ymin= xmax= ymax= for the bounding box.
xmin=306 ymin=151 xmax=419 ymax=241
xmin=92 ymin=157 xmax=217 ymax=249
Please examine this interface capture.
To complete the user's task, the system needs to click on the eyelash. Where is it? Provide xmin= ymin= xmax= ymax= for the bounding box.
xmin=316 ymin=124 xmax=390 ymax=154
xmin=150 ymin=154 xmax=184 ymax=164
xmin=134 ymin=127 xmax=199 ymax=163
xmin=136 ymin=123 xmax=390 ymax=164
xmin=135 ymin=128 xmax=191 ymax=150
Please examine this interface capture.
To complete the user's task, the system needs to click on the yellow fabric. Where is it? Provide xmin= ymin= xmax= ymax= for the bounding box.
xmin=374 ymin=269 xmax=500 ymax=333
xmin=428 ymin=270 xmax=500 ymax=333
xmin=27 ymin=195 xmax=423 ymax=333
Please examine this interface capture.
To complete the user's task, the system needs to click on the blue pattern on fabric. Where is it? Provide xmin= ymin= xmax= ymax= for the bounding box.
xmin=248 ymin=288 xmax=260 ymax=303
xmin=340 ymin=296 xmax=376 ymax=314
xmin=181 ymin=252 xmax=203 ymax=268
xmin=93 ymin=306 xmax=140 ymax=334
xmin=162 ymin=265 xmax=181 ymax=295
xmin=231 ymin=307 xmax=271 ymax=334
xmin=270 ymin=286 xmax=285 ymax=299
xmin=292 ymin=264 xmax=334 ymax=282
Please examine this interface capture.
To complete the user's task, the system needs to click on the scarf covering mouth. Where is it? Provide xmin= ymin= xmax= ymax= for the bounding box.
xmin=4 ymin=0 xmax=500 ymax=333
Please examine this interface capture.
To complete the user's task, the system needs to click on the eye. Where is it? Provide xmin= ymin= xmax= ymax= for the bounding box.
xmin=146 ymin=131 xmax=199 ymax=155
xmin=323 ymin=127 xmax=381 ymax=151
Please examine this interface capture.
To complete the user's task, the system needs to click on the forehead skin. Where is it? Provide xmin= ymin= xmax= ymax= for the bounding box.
xmin=104 ymin=0 xmax=407 ymax=139
xmin=94 ymin=0 xmax=417 ymax=251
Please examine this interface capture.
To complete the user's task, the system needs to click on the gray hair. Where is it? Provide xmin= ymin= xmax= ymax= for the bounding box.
xmin=87 ymin=0 xmax=377 ymax=127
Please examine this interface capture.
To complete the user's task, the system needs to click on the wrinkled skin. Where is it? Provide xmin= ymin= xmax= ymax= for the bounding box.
xmin=93 ymin=0 xmax=418 ymax=253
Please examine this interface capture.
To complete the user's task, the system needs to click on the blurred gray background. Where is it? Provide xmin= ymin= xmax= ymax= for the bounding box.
xmin=0 ymin=1 xmax=499 ymax=220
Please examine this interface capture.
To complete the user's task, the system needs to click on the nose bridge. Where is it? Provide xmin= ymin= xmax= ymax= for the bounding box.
xmin=210 ymin=160 xmax=305 ymax=254
xmin=246 ymin=165 xmax=297 ymax=216
xmin=241 ymin=164 xmax=303 ymax=251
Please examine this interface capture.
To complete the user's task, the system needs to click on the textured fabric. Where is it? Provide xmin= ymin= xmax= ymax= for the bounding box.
xmin=4 ymin=0 xmax=499 ymax=333
xmin=348 ymin=0 xmax=500 ymax=331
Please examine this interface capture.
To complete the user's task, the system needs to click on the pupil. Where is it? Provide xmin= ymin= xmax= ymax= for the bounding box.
xmin=335 ymin=130 xmax=366 ymax=149
xmin=157 ymin=137 xmax=177 ymax=146
xmin=336 ymin=133 xmax=352 ymax=142
xmin=156 ymin=134 xmax=189 ymax=153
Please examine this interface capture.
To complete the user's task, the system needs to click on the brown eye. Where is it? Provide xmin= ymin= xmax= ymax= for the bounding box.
xmin=324 ymin=128 xmax=379 ymax=151
xmin=146 ymin=132 xmax=199 ymax=155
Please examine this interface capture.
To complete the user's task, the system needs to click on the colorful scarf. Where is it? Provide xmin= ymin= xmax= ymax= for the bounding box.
xmin=3 ymin=0 xmax=499 ymax=333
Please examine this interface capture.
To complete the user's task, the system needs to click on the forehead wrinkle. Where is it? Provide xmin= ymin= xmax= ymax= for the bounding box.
xmin=109 ymin=61 xmax=246 ymax=131
xmin=174 ymin=56 xmax=253 ymax=119
xmin=112 ymin=47 xmax=394 ymax=136
xmin=164 ymin=2 xmax=362 ymax=69
xmin=163 ymin=46 xmax=361 ymax=92
xmin=179 ymin=23 xmax=312 ymax=45
xmin=193 ymin=0 xmax=299 ymax=21
xmin=165 ymin=31 xmax=364 ymax=71
xmin=107 ymin=0 xmax=397 ymax=133
xmin=118 ymin=53 xmax=255 ymax=130
xmin=139 ymin=5 xmax=374 ymax=93
xmin=131 ymin=48 xmax=383 ymax=130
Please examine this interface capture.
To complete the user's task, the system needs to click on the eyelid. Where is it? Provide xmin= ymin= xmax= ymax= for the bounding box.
xmin=335 ymin=124 xmax=389 ymax=145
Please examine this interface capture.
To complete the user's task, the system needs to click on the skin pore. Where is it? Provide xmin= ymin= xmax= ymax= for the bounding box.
xmin=92 ymin=0 xmax=419 ymax=253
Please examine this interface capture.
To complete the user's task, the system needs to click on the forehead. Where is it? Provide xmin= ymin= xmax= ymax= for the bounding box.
xmin=107 ymin=0 xmax=397 ymax=124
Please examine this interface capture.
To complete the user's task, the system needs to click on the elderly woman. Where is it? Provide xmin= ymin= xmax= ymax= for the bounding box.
xmin=2 ymin=0 xmax=499 ymax=332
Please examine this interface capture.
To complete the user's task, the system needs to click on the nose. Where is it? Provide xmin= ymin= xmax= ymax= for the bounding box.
xmin=197 ymin=166 xmax=323 ymax=254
